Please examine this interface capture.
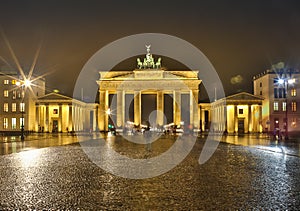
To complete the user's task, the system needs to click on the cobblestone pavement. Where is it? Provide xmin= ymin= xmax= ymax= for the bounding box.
xmin=0 ymin=134 xmax=299 ymax=210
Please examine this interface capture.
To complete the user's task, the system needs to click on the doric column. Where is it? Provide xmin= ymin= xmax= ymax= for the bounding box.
xmin=93 ymin=106 xmax=97 ymax=131
xmin=45 ymin=104 xmax=49 ymax=132
xmin=68 ymin=104 xmax=73 ymax=131
xmin=157 ymin=91 xmax=164 ymax=126
xmin=99 ymin=90 xmax=109 ymax=131
xmin=74 ymin=106 xmax=78 ymax=131
xmin=35 ymin=103 xmax=40 ymax=132
xmin=190 ymin=90 xmax=199 ymax=128
xmin=173 ymin=90 xmax=181 ymax=126
xmin=259 ymin=105 xmax=262 ymax=132
xmin=224 ymin=105 xmax=228 ymax=131
xmin=248 ymin=105 xmax=252 ymax=133
xmin=134 ymin=91 xmax=141 ymax=125
xmin=117 ymin=90 xmax=125 ymax=128
xmin=234 ymin=105 xmax=238 ymax=133
xmin=58 ymin=104 xmax=62 ymax=132
xmin=201 ymin=107 xmax=205 ymax=131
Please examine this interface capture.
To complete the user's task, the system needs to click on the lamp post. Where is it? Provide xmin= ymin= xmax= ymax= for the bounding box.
xmin=17 ymin=79 xmax=31 ymax=141
xmin=21 ymin=108 xmax=24 ymax=141
xmin=278 ymin=77 xmax=295 ymax=140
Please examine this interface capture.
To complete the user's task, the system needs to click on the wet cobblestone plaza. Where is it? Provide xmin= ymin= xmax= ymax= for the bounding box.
xmin=0 ymin=134 xmax=299 ymax=210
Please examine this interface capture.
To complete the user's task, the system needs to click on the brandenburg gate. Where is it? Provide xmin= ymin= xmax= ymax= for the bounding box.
xmin=97 ymin=46 xmax=201 ymax=131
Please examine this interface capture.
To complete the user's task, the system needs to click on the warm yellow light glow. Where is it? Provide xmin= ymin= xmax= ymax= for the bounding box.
xmin=15 ymin=81 xmax=21 ymax=86
xmin=24 ymin=79 xmax=31 ymax=87
xmin=106 ymin=108 xmax=111 ymax=115
xmin=288 ymin=78 xmax=295 ymax=84
xmin=18 ymin=149 xmax=42 ymax=167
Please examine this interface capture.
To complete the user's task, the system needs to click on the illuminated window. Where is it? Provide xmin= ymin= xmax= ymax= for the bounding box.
xmin=4 ymin=79 xmax=9 ymax=85
xmin=291 ymin=118 xmax=297 ymax=128
xmin=4 ymin=90 xmax=9 ymax=97
xmin=291 ymin=102 xmax=297 ymax=112
xmin=282 ymin=102 xmax=286 ymax=111
xmin=291 ymin=89 xmax=296 ymax=97
xmin=12 ymin=90 xmax=16 ymax=99
xmin=12 ymin=103 xmax=16 ymax=112
xmin=274 ymin=102 xmax=279 ymax=111
xmin=12 ymin=118 xmax=16 ymax=129
xmin=3 ymin=118 xmax=8 ymax=129
xmin=20 ymin=118 xmax=24 ymax=129
xmin=20 ymin=103 xmax=25 ymax=112
xmin=11 ymin=80 xmax=16 ymax=85
xmin=3 ymin=103 xmax=8 ymax=112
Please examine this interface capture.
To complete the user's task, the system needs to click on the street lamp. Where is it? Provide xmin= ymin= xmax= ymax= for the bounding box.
xmin=278 ymin=77 xmax=295 ymax=140
xmin=18 ymin=79 xmax=32 ymax=141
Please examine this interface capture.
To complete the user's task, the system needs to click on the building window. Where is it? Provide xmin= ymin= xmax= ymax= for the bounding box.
xmin=274 ymin=88 xmax=278 ymax=98
xmin=291 ymin=118 xmax=297 ymax=128
xmin=291 ymin=102 xmax=297 ymax=112
xmin=12 ymin=118 xmax=16 ymax=129
xmin=17 ymin=91 xmax=21 ymax=98
xmin=53 ymin=109 xmax=58 ymax=114
xmin=11 ymin=80 xmax=16 ymax=85
xmin=12 ymin=90 xmax=16 ymax=99
xmin=4 ymin=103 xmax=8 ymax=112
xmin=12 ymin=103 xmax=17 ymax=112
xmin=260 ymin=91 xmax=262 ymax=95
xmin=291 ymin=89 xmax=296 ymax=97
xmin=20 ymin=103 xmax=25 ymax=112
xmin=3 ymin=118 xmax=8 ymax=129
xmin=4 ymin=90 xmax=9 ymax=97
xmin=20 ymin=118 xmax=24 ymax=129
xmin=4 ymin=79 xmax=9 ymax=85
xmin=282 ymin=102 xmax=286 ymax=111
xmin=239 ymin=109 xmax=243 ymax=114
xmin=274 ymin=102 xmax=279 ymax=111
xmin=260 ymin=82 xmax=262 ymax=87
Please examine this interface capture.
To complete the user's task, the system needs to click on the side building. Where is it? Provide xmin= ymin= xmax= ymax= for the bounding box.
xmin=199 ymin=92 xmax=263 ymax=134
xmin=253 ymin=68 xmax=300 ymax=135
xmin=0 ymin=71 xmax=45 ymax=134
xmin=0 ymin=71 xmax=98 ymax=134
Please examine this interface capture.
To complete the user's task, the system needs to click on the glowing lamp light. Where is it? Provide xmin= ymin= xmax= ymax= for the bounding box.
xmin=106 ymin=108 xmax=111 ymax=115
xmin=24 ymin=79 xmax=31 ymax=87
xmin=278 ymin=79 xmax=284 ymax=85
xmin=288 ymin=78 xmax=295 ymax=84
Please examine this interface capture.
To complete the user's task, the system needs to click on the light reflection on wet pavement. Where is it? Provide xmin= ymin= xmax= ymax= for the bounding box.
xmin=0 ymin=133 xmax=299 ymax=209
xmin=1 ymin=133 xmax=299 ymax=157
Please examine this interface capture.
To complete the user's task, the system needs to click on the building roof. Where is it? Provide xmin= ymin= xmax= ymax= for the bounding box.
xmin=38 ymin=92 xmax=73 ymax=101
xmin=225 ymin=92 xmax=264 ymax=101
xmin=36 ymin=92 xmax=89 ymax=106
xmin=201 ymin=92 xmax=264 ymax=106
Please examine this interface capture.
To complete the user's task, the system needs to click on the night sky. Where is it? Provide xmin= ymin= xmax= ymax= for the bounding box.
xmin=1 ymin=0 xmax=300 ymax=100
